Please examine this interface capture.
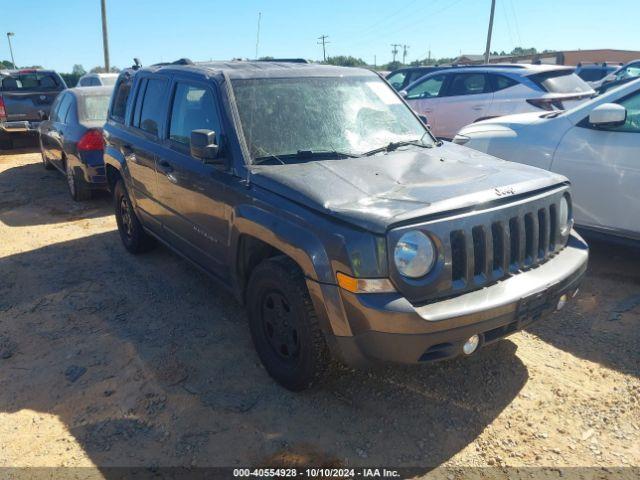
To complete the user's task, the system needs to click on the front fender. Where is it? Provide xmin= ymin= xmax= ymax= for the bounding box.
xmin=231 ymin=203 xmax=354 ymax=338
xmin=231 ymin=203 xmax=333 ymax=283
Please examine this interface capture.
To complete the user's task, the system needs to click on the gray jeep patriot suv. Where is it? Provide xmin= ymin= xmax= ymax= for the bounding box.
xmin=103 ymin=60 xmax=588 ymax=391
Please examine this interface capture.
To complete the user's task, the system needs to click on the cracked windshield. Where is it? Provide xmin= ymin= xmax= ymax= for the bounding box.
xmin=232 ymin=75 xmax=432 ymax=162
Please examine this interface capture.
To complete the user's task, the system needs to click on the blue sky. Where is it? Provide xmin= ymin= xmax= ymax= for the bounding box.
xmin=2 ymin=0 xmax=638 ymax=72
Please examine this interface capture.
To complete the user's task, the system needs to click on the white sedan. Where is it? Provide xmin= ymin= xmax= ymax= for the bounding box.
xmin=454 ymin=79 xmax=640 ymax=243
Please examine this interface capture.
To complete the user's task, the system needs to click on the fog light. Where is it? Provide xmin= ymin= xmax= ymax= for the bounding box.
xmin=463 ymin=335 xmax=480 ymax=355
xmin=557 ymin=294 xmax=569 ymax=311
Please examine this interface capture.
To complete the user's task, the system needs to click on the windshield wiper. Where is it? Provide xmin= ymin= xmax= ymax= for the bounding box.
xmin=361 ymin=139 xmax=433 ymax=157
xmin=253 ymin=150 xmax=360 ymax=165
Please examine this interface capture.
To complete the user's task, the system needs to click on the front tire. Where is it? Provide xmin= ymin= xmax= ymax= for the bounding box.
xmin=113 ymin=179 xmax=155 ymax=254
xmin=247 ymin=256 xmax=333 ymax=391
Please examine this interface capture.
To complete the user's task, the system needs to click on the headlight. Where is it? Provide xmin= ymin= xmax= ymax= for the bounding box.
xmin=558 ymin=195 xmax=572 ymax=236
xmin=394 ymin=231 xmax=436 ymax=278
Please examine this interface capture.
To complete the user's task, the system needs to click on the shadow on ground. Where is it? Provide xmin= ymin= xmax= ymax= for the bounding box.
xmin=527 ymin=238 xmax=640 ymax=378
xmin=0 ymin=157 xmax=112 ymax=227
xmin=0 ymin=230 xmax=528 ymax=473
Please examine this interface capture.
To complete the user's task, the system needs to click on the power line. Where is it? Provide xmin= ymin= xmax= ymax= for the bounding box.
xmin=318 ymin=35 xmax=330 ymax=61
xmin=391 ymin=44 xmax=401 ymax=63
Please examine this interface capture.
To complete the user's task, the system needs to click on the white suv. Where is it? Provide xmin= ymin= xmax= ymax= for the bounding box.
xmin=454 ymin=79 xmax=640 ymax=243
xmin=77 ymin=73 xmax=118 ymax=87
xmin=401 ymin=65 xmax=594 ymax=139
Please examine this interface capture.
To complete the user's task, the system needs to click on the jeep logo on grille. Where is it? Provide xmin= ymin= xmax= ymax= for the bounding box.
xmin=495 ymin=186 xmax=516 ymax=197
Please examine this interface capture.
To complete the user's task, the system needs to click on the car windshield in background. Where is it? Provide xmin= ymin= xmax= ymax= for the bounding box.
xmin=80 ymin=94 xmax=111 ymax=121
xmin=530 ymin=70 xmax=593 ymax=94
xmin=578 ymin=68 xmax=615 ymax=82
xmin=232 ymin=75 xmax=431 ymax=162
xmin=0 ymin=72 xmax=62 ymax=91
xmin=100 ymin=76 xmax=117 ymax=86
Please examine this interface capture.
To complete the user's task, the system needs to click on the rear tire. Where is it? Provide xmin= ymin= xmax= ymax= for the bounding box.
xmin=66 ymin=161 xmax=91 ymax=201
xmin=247 ymin=256 xmax=333 ymax=391
xmin=114 ymin=179 xmax=155 ymax=254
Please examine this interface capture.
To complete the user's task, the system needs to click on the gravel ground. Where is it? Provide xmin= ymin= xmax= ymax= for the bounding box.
xmin=0 ymin=142 xmax=638 ymax=476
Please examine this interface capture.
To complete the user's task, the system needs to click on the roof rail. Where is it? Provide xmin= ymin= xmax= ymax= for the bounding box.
xmin=152 ymin=58 xmax=194 ymax=67
xmin=254 ymin=58 xmax=310 ymax=64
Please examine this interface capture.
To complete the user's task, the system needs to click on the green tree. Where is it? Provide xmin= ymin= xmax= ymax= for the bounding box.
xmin=72 ymin=64 xmax=86 ymax=76
xmin=324 ymin=55 xmax=368 ymax=67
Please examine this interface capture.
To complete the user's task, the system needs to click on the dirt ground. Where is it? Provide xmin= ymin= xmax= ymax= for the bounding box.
xmin=0 ymin=141 xmax=638 ymax=477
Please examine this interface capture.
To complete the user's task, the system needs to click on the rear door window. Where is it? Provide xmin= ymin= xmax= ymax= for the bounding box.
xmin=490 ymin=74 xmax=518 ymax=92
xmin=445 ymin=73 xmax=488 ymax=96
xmin=169 ymin=82 xmax=221 ymax=146
xmin=55 ymin=94 xmax=73 ymax=124
xmin=133 ymin=77 xmax=168 ymax=137
xmin=405 ymin=74 xmax=446 ymax=99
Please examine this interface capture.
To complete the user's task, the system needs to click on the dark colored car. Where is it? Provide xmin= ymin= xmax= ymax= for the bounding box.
xmin=386 ymin=66 xmax=449 ymax=91
xmin=103 ymin=60 xmax=588 ymax=391
xmin=575 ymin=62 xmax=620 ymax=85
xmin=597 ymin=60 xmax=640 ymax=95
xmin=38 ymin=86 xmax=113 ymax=200
xmin=0 ymin=69 xmax=67 ymax=149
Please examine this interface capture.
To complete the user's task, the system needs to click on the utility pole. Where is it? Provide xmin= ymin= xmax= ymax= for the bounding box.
xmin=100 ymin=0 xmax=110 ymax=72
xmin=391 ymin=44 xmax=401 ymax=63
xmin=6 ymin=32 xmax=16 ymax=68
xmin=374 ymin=55 xmax=377 ymax=68
xmin=317 ymin=35 xmax=329 ymax=61
xmin=402 ymin=44 xmax=409 ymax=64
xmin=483 ymin=0 xmax=496 ymax=64
xmin=255 ymin=12 xmax=262 ymax=58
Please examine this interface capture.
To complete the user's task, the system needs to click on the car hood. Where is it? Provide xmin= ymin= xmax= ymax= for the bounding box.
xmin=248 ymin=143 xmax=567 ymax=234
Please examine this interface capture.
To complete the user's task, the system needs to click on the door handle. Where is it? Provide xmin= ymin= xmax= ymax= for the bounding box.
xmin=472 ymin=105 xmax=484 ymax=110
xmin=158 ymin=160 xmax=178 ymax=184
xmin=158 ymin=160 xmax=174 ymax=172
xmin=423 ymin=109 xmax=433 ymax=113
xmin=123 ymin=144 xmax=137 ymax=163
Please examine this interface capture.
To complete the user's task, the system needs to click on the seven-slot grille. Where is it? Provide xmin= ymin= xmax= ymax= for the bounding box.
xmin=449 ymin=203 xmax=560 ymax=288
xmin=450 ymin=204 xmax=557 ymax=287
xmin=387 ymin=187 xmax=570 ymax=305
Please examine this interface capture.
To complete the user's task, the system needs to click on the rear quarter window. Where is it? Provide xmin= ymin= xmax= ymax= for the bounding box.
xmin=530 ymin=71 xmax=592 ymax=93
xmin=109 ymin=76 xmax=133 ymax=123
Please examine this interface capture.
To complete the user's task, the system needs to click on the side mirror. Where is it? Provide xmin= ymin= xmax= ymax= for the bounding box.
xmin=38 ymin=110 xmax=49 ymax=121
xmin=418 ymin=115 xmax=429 ymax=125
xmin=399 ymin=90 xmax=408 ymax=98
xmin=190 ymin=129 xmax=222 ymax=165
xmin=588 ymin=103 xmax=627 ymax=127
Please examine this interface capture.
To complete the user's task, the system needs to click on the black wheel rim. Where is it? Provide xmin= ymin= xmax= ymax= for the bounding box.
xmin=119 ymin=195 xmax=133 ymax=239
xmin=261 ymin=291 xmax=300 ymax=361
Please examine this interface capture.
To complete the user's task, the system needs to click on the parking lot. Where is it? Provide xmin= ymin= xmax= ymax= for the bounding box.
xmin=0 ymin=140 xmax=638 ymax=472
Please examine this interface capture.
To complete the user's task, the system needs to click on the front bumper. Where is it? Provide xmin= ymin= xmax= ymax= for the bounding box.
xmin=0 ymin=120 xmax=41 ymax=133
xmin=311 ymin=231 xmax=588 ymax=367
